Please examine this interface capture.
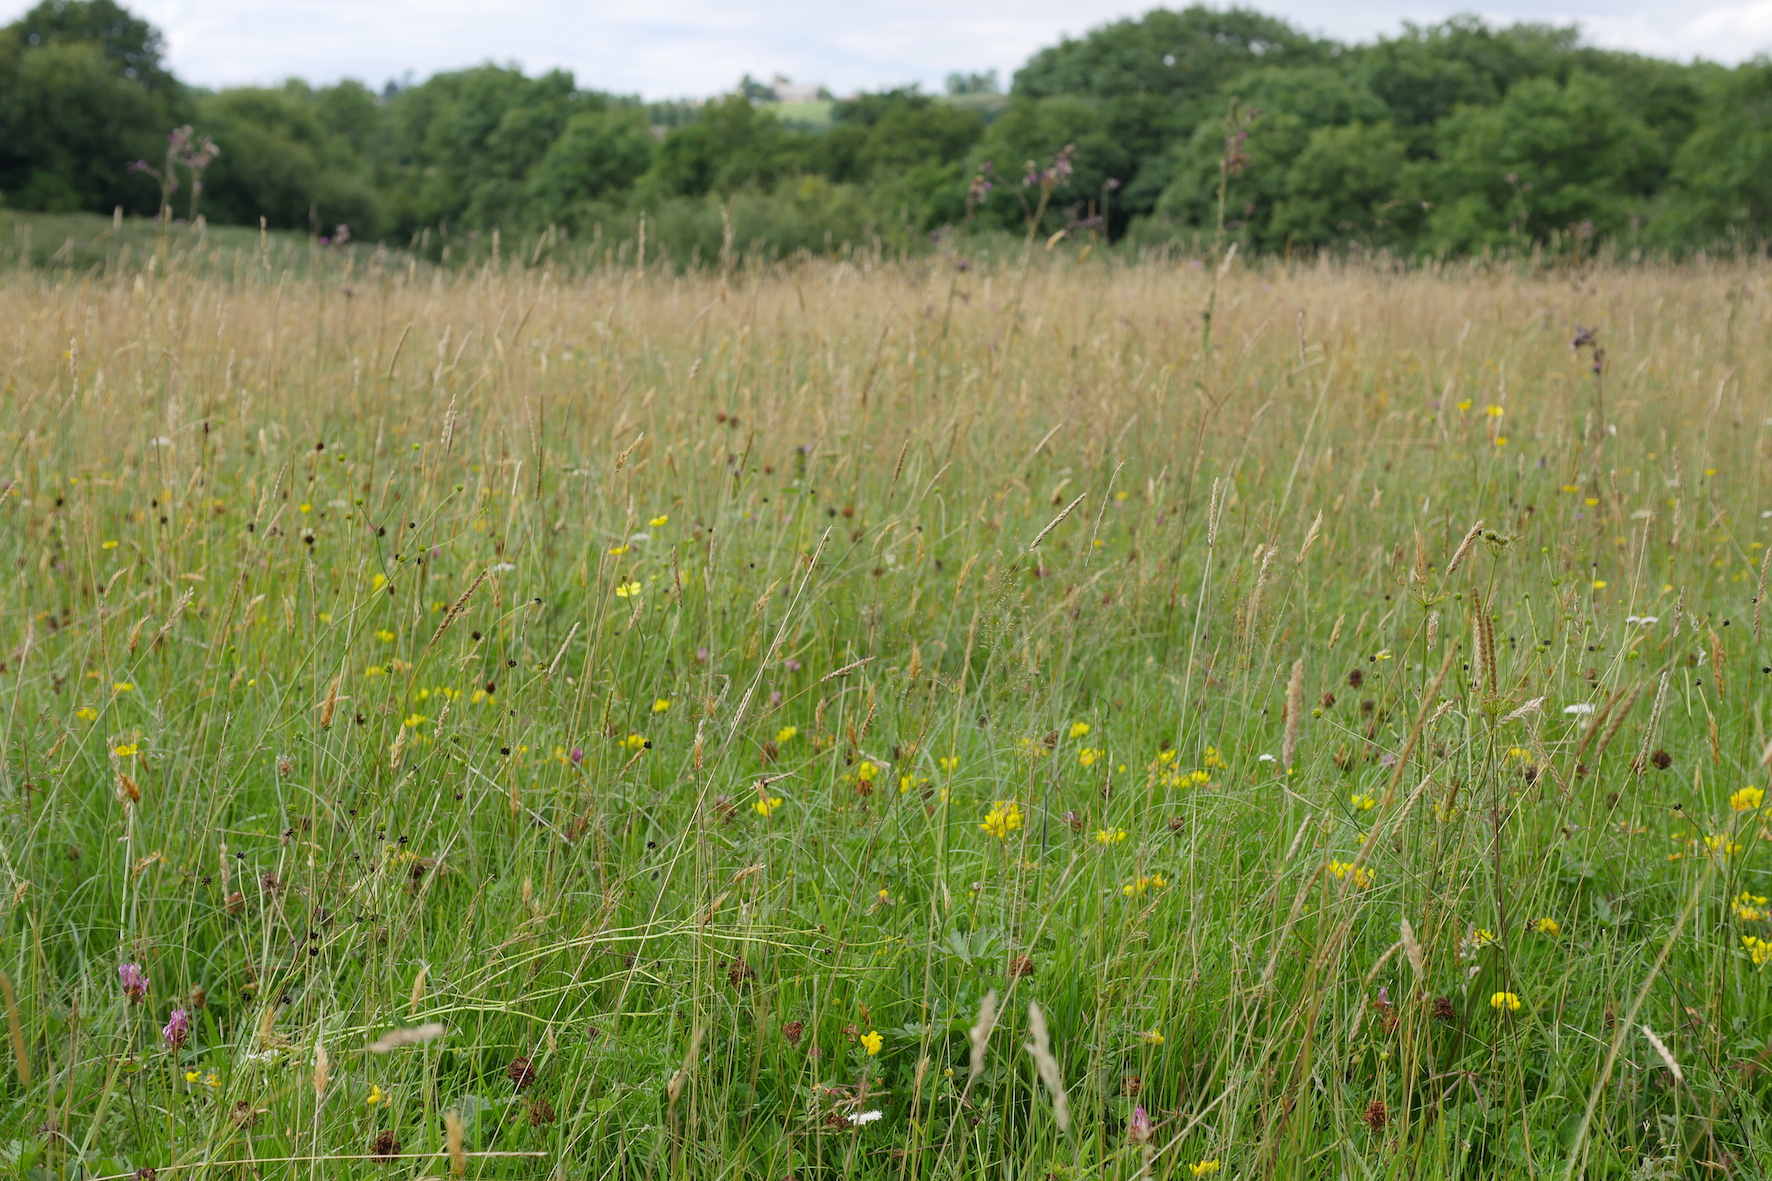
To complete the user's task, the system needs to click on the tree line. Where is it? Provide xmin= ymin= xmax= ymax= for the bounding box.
xmin=4 ymin=0 xmax=1772 ymax=259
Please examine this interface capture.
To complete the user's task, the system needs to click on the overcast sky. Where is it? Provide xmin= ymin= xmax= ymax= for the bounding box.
xmin=6 ymin=1 xmax=1768 ymax=97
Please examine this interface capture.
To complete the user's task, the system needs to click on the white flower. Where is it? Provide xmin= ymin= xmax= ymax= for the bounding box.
xmin=1625 ymin=615 xmax=1658 ymax=626
xmin=1563 ymin=703 xmax=1596 ymax=715
xmin=490 ymin=562 xmax=516 ymax=573
xmin=1257 ymin=753 xmax=1276 ymax=763
xmin=848 ymin=1109 xmax=884 ymax=1125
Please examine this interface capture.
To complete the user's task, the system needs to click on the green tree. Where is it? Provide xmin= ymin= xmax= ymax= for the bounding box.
xmin=1420 ymin=71 xmax=1663 ymax=253
xmin=0 ymin=34 xmax=171 ymax=211
xmin=10 ymin=0 xmax=174 ymax=91
xmin=195 ymin=83 xmax=383 ymax=236
xmin=527 ymin=107 xmax=655 ymax=227
xmin=638 ymin=94 xmax=806 ymax=199
xmin=1654 ymin=61 xmax=1772 ymax=243
xmin=969 ymin=96 xmax=1130 ymax=236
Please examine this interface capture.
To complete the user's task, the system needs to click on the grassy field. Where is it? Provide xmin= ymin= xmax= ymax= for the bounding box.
xmin=0 ymin=242 xmax=1770 ymax=1181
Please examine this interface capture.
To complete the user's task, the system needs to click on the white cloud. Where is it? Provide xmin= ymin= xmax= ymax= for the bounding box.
xmin=1 ymin=1 xmax=1768 ymax=97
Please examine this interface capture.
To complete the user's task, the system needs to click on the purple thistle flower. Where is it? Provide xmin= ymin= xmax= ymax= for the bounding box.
xmin=162 ymin=1007 xmax=189 ymax=1049
xmin=119 ymin=962 xmax=148 ymax=1003
xmin=569 ymin=746 xmax=584 ymax=765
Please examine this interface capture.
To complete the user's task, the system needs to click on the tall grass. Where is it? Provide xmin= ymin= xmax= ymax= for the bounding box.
xmin=1 ymin=244 xmax=1769 ymax=1180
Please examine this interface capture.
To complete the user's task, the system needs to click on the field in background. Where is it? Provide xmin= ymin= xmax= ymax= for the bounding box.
xmin=1 ymin=248 xmax=1770 ymax=1180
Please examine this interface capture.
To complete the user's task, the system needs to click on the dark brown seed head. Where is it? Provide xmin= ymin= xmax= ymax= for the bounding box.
xmin=507 ymin=1055 xmax=537 ymax=1090
xmin=1432 ymin=996 xmax=1457 ymax=1024
xmin=1008 ymin=954 xmax=1034 ymax=979
xmin=782 ymin=1020 xmax=804 ymax=1047
xmin=1650 ymin=749 xmax=1671 ymax=770
xmin=370 ymin=1130 xmax=401 ymax=1161
xmin=1347 ymin=669 xmax=1364 ymax=689
xmin=1363 ymin=1098 xmax=1388 ymax=1132
xmin=528 ymin=1099 xmax=556 ymax=1126
xmin=728 ymin=957 xmax=755 ymax=988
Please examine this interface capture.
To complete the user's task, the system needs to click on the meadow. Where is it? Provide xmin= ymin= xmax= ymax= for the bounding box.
xmin=0 ymin=241 xmax=1770 ymax=1181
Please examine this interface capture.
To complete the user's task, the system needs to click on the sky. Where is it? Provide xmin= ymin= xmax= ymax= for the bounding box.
xmin=6 ymin=0 xmax=1770 ymax=98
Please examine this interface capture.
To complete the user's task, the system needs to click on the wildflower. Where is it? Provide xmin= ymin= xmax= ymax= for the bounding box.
xmin=114 ymin=681 xmax=135 ymax=693
xmin=1730 ymin=786 xmax=1765 ymax=812
xmin=1189 ymin=1161 xmax=1221 ymax=1179
xmin=374 ymin=629 xmax=395 ymax=643
xmin=1152 ymin=749 xmax=1177 ymax=768
xmin=1534 ymin=917 xmax=1560 ymax=936
xmin=471 ymin=689 xmax=490 ymax=704
xmin=1494 ymin=436 xmax=1508 ymax=446
xmin=1372 ymin=649 xmax=1393 ymax=661
xmin=1078 ymin=747 xmax=1103 ymax=767
xmin=653 ymin=697 xmax=671 ymax=713
xmin=101 ymin=538 xmax=121 ymax=550
xmin=1485 ymin=404 xmax=1504 ymax=417
xmin=1138 ymin=1029 xmax=1165 ymax=1045
xmin=76 ymin=706 xmax=98 ymax=721
xmin=753 ymin=796 xmax=783 ymax=817
xmin=366 ymin=1084 xmax=385 ymax=1106
xmin=569 ymin=746 xmax=585 ymax=765
xmin=1563 ymin=703 xmax=1595 ymax=715
xmin=1706 ymin=835 xmax=1743 ymax=858
xmin=898 ymin=774 xmax=927 ymax=794
xmin=848 ymin=1109 xmax=883 ymax=1124
xmin=783 ymin=658 xmax=801 ymax=672
xmin=119 ymin=962 xmax=148 ymax=1003
xmin=1129 ymin=1104 xmax=1153 ymax=1144
xmin=1094 ymin=828 xmax=1128 ymax=845
xmin=607 ymin=543 xmax=629 ymax=555
xmin=1204 ymin=746 xmax=1228 ymax=770
xmin=1068 ymin=721 xmax=1091 ymax=739
xmin=113 ymin=743 xmax=139 ymax=757
xmin=1732 ymin=892 xmax=1769 ymax=922
xmin=1470 ymin=928 xmax=1496 ymax=948
xmin=980 ymin=800 xmax=1023 ymax=839
xmin=615 ymin=581 xmax=642 ymax=598
xmin=939 ymin=755 xmax=959 ymax=773
xmin=623 ymin=733 xmax=647 ymax=751
xmin=365 ymin=665 xmax=385 ymax=678
xmin=1350 ymin=792 xmax=1376 ymax=811
xmin=1592 ymin=580 xmax=1608 ymax=590
xmin=299 ymin=502 xmax=312 ymax=514
xmin=403 ymin=714 xmax=427 ymax=729
xmin=859 ymin=1029 xmax=883 ymax=1055
xmin=775 ymin=725 xmax=798 ymax=743
xmin=1326 ymin=860 xmax=1374 ymax=888
xmin=877 ymin=888 xmax=891 ymax=904
xmin=1489 ymin=991 xmax=1522 ymax=1012
xmin=162 ymin=1008 xmax=189 ymax=1049
xmin=650 ymin=515 xmax=669 ymax=527
xmin=856 ymin=761 xmax=877 ymax=782
xmin=184 ymin=1070 xmax=200 ymax=1083
xmin=1122 ymin=873 xmax=1168 ymax=895
xmin=1745 ymin=936 xmax=1772 ymax=966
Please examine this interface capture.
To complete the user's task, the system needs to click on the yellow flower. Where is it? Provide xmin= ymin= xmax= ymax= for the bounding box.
xmin=1732 ymin=892 xmax=1769 ymax=922
xmin=403 ymin=714 xmax=427 ymax=728
xmin=375 ymin=629 xmax=395 ymax=643
xmin=775 ymin=725 xmax=798 ymax=743
xmin=1204 ymin=746 xmax=1228 ymax=770
xmin=1485 ymin=404 xmax=1504 ymax=417
xmin=856 ymin=761 xmax=878 ymax=782
xmin=653 ymin=697 xmax=671 ymax=713
xmin=877 ymin=888 xmax=891 ymax=904
xmin=1489 ymin=991 xmax=1521 ymax=1012
xmin=471 ymin=689 xmax=490 ymax=704
xmin=1730 ymin=786 xmax=1764 ymax=812
xmin=1534 ymin=918 xmax=1560 ymax=936
xmin=980 ymin=801 xmax=1022 ymax=839
xmin=366 ymin=1084 xmax=385 ymax=1106
xmin=1139 ymin=1029 xmax=1165 ymax=1045
xmin=1078 ymin=747 xmax=1104 ymax=767
xmin=371 ymin=573 xmax=387 ymax=590
xmin=184 ymin=1070 xmax=199 ymax=1083
xmin=1152 ymin=749 xmax=1177 ymax=768
xmin=607 ymin=543 xmax=629 ymax=555
xmin=1122 ymin=873 xmax=1168 ymax=895
xmin=1494 ymin=436 xmax=1508 ymax=446
xmin=113 ymin=681 xmax=135 ymax=693
xmin=899 ymin=774 xmax=927 ymax=794
xmin=939 ymin=755 xmax=959 ymax=773
xmin=1189 ymin=1162 xmax=1221 ymax=1180
xmin=860 ymin=1029 xmax=883 ymax=1056
xmin=1470 ymin=928 xmax=1496 ymax=948
xmin=1706 ymin=834 xmax=1743 ymax=857
xmin=102 ymin=539 xmax=119 ymax=550
xmin=1350 ymin=792 xmax=1376 ymax=811
xmin=615 ymin=581 xmax=642 ymax=598
xmin=1094 ymin=828 xmax=1128 ymax=845
xmin=623 ymin=733 xmax=647 ymax=750
xmin=1455 ymin=399 xmax=1472 ymax=411
xmin=1068 ymin=721 xmax=1091 ymax=740
xmin=649 ymin=514 xmax=669 ymax=527
xmin=753 ymin=795 xmax=783 ymax=817
xmin=1745 ymin=935 xmax=1772 ymax=966
xmin=75 ymin=707 xmax=98 ymax=721
xmin=1326 ymin=860 xmax=1374 ymax=888
xmin=1591 ymin=580 xmax=1607 ymax=590
xmin=112 ymin=743 xmax=138 ymax=757
xmin=201 ymin=1071 xmax=220 ymax=1087
xmin=299 ymin=502 xmax=312 ymax=514
xmin=365 ymin=665 xmax=385 ymax=678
